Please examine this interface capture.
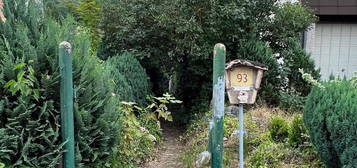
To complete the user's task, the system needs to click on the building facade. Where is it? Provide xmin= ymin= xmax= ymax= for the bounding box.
xmin=303 ymin=0 xmax=357 ymax=80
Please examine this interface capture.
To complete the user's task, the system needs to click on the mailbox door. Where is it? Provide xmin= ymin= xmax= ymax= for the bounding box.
xmin=227 ymin=66 xmax=255 ymax=90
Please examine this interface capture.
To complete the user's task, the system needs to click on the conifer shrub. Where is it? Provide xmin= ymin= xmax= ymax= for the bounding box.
xmin=106 ymin=52 xmax=151 ymax=106
xmin=0 ymin=1 xmax=119 ymax=167
xmin=268 ymin=116 xmax=289 ymax=142
xmin=105 ymin=62 xmax=134 ymax=103
xmin=304 ymin=80 xmax=357 ymax=168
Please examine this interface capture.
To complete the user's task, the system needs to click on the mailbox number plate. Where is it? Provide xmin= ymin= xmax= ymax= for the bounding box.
xmin=230 ymin=67 xmax=254 ymax=87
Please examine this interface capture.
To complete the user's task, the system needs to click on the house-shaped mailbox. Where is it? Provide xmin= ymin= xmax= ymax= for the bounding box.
xmin=225 ymin=59 xmax=268 ymax=104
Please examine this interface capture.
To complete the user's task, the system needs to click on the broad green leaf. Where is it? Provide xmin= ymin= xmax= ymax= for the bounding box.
xmin=13 ymin=63 xmax=26 ymax=70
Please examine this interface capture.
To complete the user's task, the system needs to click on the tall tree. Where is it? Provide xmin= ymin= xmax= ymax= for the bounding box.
xmin=100 ymin=0 xmax=318 ymax=122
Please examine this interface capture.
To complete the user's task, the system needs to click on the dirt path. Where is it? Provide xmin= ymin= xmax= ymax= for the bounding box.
xmin=141 ymin=125 xmax=184 ymax=168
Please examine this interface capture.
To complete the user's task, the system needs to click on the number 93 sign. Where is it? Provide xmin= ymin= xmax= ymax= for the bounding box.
xmin=225 ymin=60 xmax=268 ymax=104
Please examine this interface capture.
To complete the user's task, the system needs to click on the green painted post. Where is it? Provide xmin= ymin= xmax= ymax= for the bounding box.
xmin=59 ymin=41 xmax=75 ymax=168
xmin=209 ymin=43 xmax=226 ymax=168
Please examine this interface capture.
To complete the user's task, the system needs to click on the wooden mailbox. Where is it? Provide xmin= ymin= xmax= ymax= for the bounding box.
xmin=225 ymin=59 xmax=268 ymax=104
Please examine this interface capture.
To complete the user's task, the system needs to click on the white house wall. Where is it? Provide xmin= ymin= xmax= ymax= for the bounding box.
xmin=307 ymin=23 xmax=357 ymax=80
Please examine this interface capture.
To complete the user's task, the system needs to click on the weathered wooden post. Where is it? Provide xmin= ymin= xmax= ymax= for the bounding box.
xmin=59 ymin=41 xmax=75 ymax=168
xmin=209 ymin=43 xmax=226 ymax=168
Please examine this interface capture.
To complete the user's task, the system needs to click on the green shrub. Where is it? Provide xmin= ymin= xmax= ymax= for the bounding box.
xmin=0 ymin=1 xmax=119 ymax=167
xmin=288 ymin=114 xmax=308 ymax=147
xmin=264 ymin=3 xmax=317 ymax=52
xmin=282 ymin=39 xmax=320 ymax=96
xmin=246 ymin=141 xmax=285 ymax=168
xmin=106 ymin=52 xmax=151 ymax=106
xmin=111 ymin=94 xmax=181 ymax=167
xmin=110 ymin=102 xmax=157 ymax=168
xmin=304 ymin=80 xmax=357 ymax=168
xmin=105 ymin=62 xmax=134 ymax=103
xmin=279 ymin=89 xmax=306 ymax=112
xmin=269 ymin=116 xmax=289 ymax=142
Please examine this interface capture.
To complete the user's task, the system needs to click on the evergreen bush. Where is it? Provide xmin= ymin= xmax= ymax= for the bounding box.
xmin=106 ymin=52 xmax=151 ymax=106
xmin=304 ymin=80 xmax=357 ymax=168
xmin=268 ymin=116 xmax=289 ymax=142
xmin=105 ymin=63 xmax=134 ymax=104
xmin=0 ymin=1 xmax=119 ymax=167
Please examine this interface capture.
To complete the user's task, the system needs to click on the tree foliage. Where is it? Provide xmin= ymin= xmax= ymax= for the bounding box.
xmin=100 ymin=0 xmax=318 ymax=121
xmin=0 ymin=0 xmax=119 ymax=167
xmin=65 ymin=0 xmax=102 ymax=49
xmin=304 ymin=80 xmax=357 ymax=168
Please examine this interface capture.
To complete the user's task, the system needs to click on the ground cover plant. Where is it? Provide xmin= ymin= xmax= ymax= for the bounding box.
xmin=180 ymin=106 xmax=324 ymax=168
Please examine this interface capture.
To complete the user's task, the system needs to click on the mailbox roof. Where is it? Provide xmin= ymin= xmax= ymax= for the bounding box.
xmin=225 ymin=59 xmax=268 ymax=71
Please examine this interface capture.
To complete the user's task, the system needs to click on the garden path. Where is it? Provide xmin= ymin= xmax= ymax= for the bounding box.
xmin=141 ymin=124 xmax=184 ymax=168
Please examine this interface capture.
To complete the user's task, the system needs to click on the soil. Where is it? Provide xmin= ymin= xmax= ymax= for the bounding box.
xmin=141 ymin=124 xmax=184 ymax=168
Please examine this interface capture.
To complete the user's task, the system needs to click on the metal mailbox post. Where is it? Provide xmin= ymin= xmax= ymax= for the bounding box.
xmin=225 ymin=59 xmax=267 ymax=168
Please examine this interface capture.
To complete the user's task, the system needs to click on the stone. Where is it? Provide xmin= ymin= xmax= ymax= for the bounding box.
xmin=195 ymin=151 xmax=211 ymax=168
xmin=225 ymin=105 xmax=239 ymax=116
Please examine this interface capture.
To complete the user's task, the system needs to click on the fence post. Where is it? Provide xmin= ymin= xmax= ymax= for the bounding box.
xmin=59 ymin=41 xmax=75 ymax=168
xmin=209 ymin=43 xmax=226 ymax=168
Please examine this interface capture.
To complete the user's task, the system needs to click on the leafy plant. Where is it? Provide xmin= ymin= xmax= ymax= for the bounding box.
xmin=111 ymin=93 xmax=181 ymax=167
xmin=279 ymin=88 xmax=306 ymax=112
xmin=282 ymin=39 xmax=320 ymax=96
xmin=4 ymin=63 xmax=39 ymax=100
xmin=269 ymin=116 xmax=289 ymax=142
xmin=65 ymin=0 xmax=102 ymax=49
xmin=288 ymin=114 xmax=308 ymax=147
xmin=246 ymin=141 xmax=285 ymax=168
xmin=110 ymin=102 xmax=157 ymax=168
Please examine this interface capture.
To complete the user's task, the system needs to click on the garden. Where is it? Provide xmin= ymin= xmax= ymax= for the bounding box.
xmin=0 ymin=0 xmax=356 ymax=168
